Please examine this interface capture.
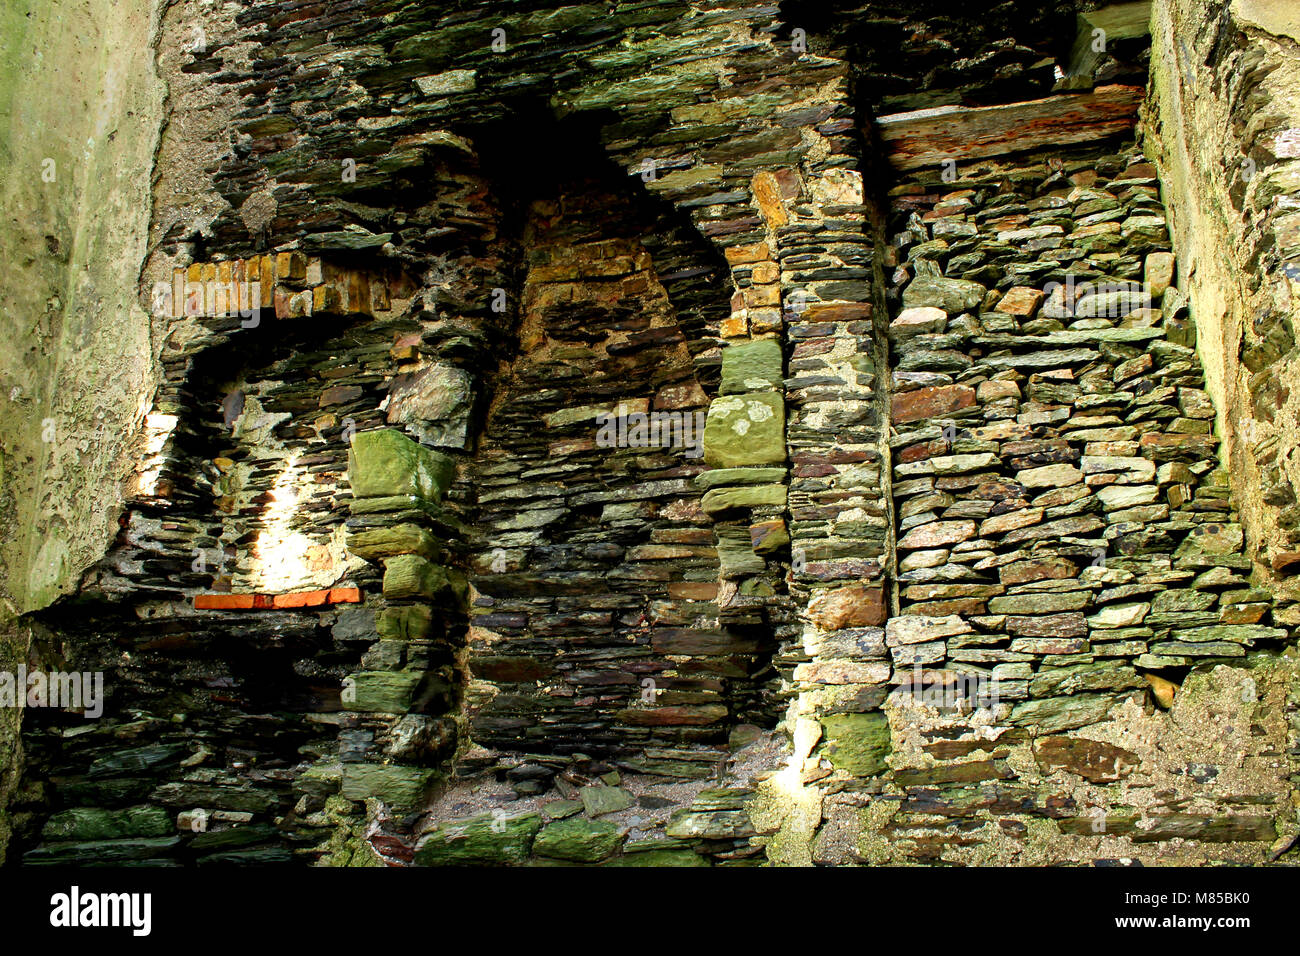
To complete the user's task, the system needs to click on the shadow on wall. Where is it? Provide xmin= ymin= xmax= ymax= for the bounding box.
xmin=462 ymin=111 xmax=786 ymax=758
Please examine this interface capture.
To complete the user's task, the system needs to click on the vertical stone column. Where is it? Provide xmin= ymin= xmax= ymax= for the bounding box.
xmin=337 ymin=429 xmax=465 ymax=811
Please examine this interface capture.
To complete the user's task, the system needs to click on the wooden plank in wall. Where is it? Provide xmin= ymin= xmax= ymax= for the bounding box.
xmin=875 ymin=84 xmax=1145 ymax=171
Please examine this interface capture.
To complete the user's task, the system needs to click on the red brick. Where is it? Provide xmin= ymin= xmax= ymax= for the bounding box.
xmin=194 ymin=594 xmax=255 ymax=610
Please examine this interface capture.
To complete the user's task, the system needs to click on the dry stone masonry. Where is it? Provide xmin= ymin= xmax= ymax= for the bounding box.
xmin=3 ymin=0 xmax=1300 ymax=869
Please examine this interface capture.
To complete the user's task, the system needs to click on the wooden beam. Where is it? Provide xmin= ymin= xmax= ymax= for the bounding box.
xmin=875 ymin=85 xmax=1144 ymax=171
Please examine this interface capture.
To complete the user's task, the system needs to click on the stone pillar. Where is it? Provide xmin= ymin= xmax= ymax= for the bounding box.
xmin=337 ymin=428 xmax=465 ymax=811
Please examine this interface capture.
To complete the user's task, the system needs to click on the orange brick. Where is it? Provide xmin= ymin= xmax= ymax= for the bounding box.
xmin=272 ymin=591 xmax=322 ymax=609
xmin=196 ymin=587 xmax=361 ymax=610
xmin=194 ymin=594 xmax=255 ymax=610
xmin=724 ymin=241 xmax=772 ymax=265
xmin=313 ymin=285 xmax=343 ymax=314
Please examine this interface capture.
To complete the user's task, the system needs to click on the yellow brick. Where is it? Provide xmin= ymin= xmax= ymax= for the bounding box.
xmin=724 ymin=242 xmax=772 ymax=265
xmin=259 ymin=256 xmax=274 ymax=313
xmin=720 ymin=314 xmax=749 ymax=338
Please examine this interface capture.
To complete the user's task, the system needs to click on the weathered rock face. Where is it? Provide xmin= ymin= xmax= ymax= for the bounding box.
xmin=1148 ymin=0 xmax=1300 ymax=606
xmin=0 ymin=0 xmax=165 ymax=865
xmin=3 ymin=0 xmax=1300 ymax=869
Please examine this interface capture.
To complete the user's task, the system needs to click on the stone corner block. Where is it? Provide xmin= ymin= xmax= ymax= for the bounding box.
xmin=702 ymin=392 xmax=785 ymax=468
xmin=348 ymin=428 xmax=455 ymax=501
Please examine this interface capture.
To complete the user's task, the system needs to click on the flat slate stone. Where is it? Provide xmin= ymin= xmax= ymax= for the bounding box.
xmin=902 ymin=276 xmax=986 ymax=312
xmin=693 ymin=466 xmax=786 ymax=489
xmin=580 ymin=786 xmax=633 ymax=817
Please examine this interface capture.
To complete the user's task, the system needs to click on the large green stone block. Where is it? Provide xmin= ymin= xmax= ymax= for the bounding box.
xmin=720 ymin=338 xmax=783 ymax=394
xmin=702 ymin=393 xmax=785 ymax=468
xmin=701 ymin=483 xmax=786 ymax=514
xmin=343 ymin=670 xmax=423 ymax=713
xmin=377 ymin=605 xmax=434 ymax=641
xmin=821 ymin=712 xmax=892 ymax=776
xmin=382 ymin=554 xmax=465 ymax=604
xmin=716 ymin=525 xmax=765 ymax=579
xmin=346 ymin=523 xmax=440 ymax=561
xmin=533 ymin=816 xmax=624 ymax=863
xmin=41 ymin=805 xmax=171 ymax=841
xmin=414 ymin=812 xmax=542 ymax=866
xmin=340 ymin=764 xmax=435 ymax=808
xmin=348 ymin=429 xmax=455 ymax=501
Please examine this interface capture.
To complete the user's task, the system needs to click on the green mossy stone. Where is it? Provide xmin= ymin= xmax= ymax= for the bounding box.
xmin=41 ymin=805 xmax=171 ymax=841
xmin=339 ymin=764 xmax=435 ymax=808
xmin=701 ymin=483 xmax=787 ymax=514
xmin=1009 ymin=693 xmax=1121 ymax=733
xmin=821 ymin=712 xmax=892 ymax=776
xmin=382 ymin=554 xmax=464 ymax=603
xmin=533 ymin=816 xmax=624 ymax=862
xmin=541 ymin=800 xmax=583 ymax=821
xmin=665 ymin=809 xmax=755 ymax=839
xmin=716 ymin=525 xmax=765 ymax=578
xmin=189 ymin=823 xmax=279 ymax=851
xmin=346 ymin=523 xmax=440 ymax=561
xmin=348 ymin=429 xmax=454 ymax=502
xmin=414 ymin=812 xmax=542 ymax=866
xmin=377 ymin=605 xmax=434 ymax=641
xmin=902 ymin=276 xmax=986 ymax=313
xmin=720 ymin=339 xmax=783 ymax=394
xmin=580 ymin=785 xmax=633 ymax=817
xmin=692 ymin=466 xmax=787 ymax=490
xmin=343 ymin=671 xmax=422 ymax=713
xmin=702 ymin=393 xmax=785 ymax=468
xmin=24 ymin=837 xmax=182 ymax=865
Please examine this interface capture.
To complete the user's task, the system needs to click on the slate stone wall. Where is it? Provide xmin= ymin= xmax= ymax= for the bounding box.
xmin=1148 ymin=0 xmax=1300 ymax=604
xmin=7 ymin=0 xmax=1300 ymax=868
xmin=812 ymin=138 xmax=1300 ymax=865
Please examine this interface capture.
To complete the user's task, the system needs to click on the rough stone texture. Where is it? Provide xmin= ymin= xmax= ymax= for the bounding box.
xmin=5 ymin=0 xmax=1300 ymax=871
xmin=0 ymin=0 xmax=164 ymax=614
xmin=0 ymin=0 xmax=165 ymax=864
xmin=1149 ymin=0 xmax=1300 ymax=605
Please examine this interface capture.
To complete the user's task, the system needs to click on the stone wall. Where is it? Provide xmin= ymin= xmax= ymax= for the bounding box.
xmin=5 ymin=0 xmax=1300 ymax=868
xmin=0 ymin=0 xmax=166 ymax=863
xmin=796 ymin=137 xmax=1298 ymax=865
